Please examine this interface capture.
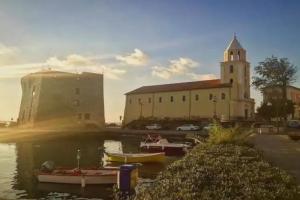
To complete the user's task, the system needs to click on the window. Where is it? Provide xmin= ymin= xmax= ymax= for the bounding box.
xmin=75 ymin=88 xmax=80 ymax=95
xmin=32 ymin=86 xmax=36 ymax=96
xmin=182 ymin=95 xmax=186 ymax=102
xmin=170 ymin=96 xmax=174 ymax=102
xmin=129 ymin=99 xmax=132 ymax=104
xmin=73 ymin=100 xmax=80 ymax=106
xmin=230 ymin=65 xmax=233 ymax=73
xmin=237 ymin=51 xmax=240 ymax=60
xmin=221 ymin=93 xmax=226 ymax=100
xmin=78 ymin=113 xmax=82 ymax=120
xmin=148 ymin=98 xmax=151 ymax=103
xmin=209 ymin=94 xmax=213 ymax=100
xmin=138 ymin=98 xmax=141 ymax=103
xmin=28 ymin=109 xmax=31 ymax=120
xmin=230 ymin=51 xmax=234 ymax=61
xmin=230 ymin=79 xmax=233 ymax=84
xmin=159 ymin=97 xmax=162 ymax=103
xmin=22 ymin=110 xmax=25 ymax=122
xmin=195 ymin=94 xmax=199 ymax=101
xmin=84 ymin=113 xmax=90 ymax=120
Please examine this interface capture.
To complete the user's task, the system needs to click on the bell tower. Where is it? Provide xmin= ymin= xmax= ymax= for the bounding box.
xmin=221 ymin=34 xmax=250 ymax=100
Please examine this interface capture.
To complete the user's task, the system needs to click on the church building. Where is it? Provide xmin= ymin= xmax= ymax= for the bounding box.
xmin=123 ymin=36 xmax=255 ymax=125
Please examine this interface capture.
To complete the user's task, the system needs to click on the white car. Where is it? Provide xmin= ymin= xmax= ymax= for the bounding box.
xmin=145 ymin=124 xmax=162 ymax=130
xmin=203 ymin=124 xmax=215 ymax=132
xmin=176 ymin=124 xmax=200 ymax=131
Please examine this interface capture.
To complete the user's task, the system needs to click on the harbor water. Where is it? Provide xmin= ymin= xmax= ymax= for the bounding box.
xmin=0 ymin=133 xmax=183 ymax=199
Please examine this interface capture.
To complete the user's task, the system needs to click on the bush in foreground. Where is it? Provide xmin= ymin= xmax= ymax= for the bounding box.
xmin=134 ymin=144 xmax=300 ymax=200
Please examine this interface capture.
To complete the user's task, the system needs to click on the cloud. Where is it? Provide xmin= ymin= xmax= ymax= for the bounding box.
xmin=116 ymin=49 xmax=148 ymax=66
xmin=0 ymin=44 xmax=17 ymax=56
xmin=152 ymin=57 xmax=199 ymax=79
xmin=46 ymin=54 xmax=93 ymax=67
xmin=100 ymin=66 xmax=126 ymax=80
xmin=0 ymin=54 xmax=126 ymax=80
xmin=187 ymin=73 xmax=217 ymax=80
xmin=0 ymin=43 xmax=19 ymax=66
xmin=152 ymin=66 xmax=172 ymax=79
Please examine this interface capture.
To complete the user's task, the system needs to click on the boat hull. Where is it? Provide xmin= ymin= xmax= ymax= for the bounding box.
xmin=106 ymin=152 xmax=165 ymax=163
xmin=140 ymin=146 xmax=186 ymax=156
xmin=37 ymin=169 xmax=118 ymax=185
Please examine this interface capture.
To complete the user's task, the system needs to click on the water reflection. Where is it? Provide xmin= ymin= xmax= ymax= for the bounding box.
xmin=0 ymin=134 xmax=182 ymax=199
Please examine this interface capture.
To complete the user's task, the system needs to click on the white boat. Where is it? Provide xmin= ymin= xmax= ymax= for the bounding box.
xmin=106 ymin=152 xmax=165 ymax=163
xmin=140 ymin=135 xmax=191 ymax=156
xmin=37 ymin=168 xmax=118 ymax=185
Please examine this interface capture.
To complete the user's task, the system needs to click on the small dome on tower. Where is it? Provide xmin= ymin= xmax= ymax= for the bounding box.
xmin=226 ymin=34 xmax=244 ymax=51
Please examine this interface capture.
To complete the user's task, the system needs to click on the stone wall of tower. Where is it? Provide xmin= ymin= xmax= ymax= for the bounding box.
xmin=18 ymin=71 xmax=105 ymax=128
xmin=18 ymin=75 xmax=42 ymax=126
xmin=220 ymin=61 xmax=250 ymax=100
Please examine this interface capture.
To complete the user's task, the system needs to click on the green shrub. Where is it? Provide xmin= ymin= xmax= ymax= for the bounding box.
xmin=207 ymin=122 xmax=252 ymax=145
xmin=134 ymin=144 xmax=300 ymax=200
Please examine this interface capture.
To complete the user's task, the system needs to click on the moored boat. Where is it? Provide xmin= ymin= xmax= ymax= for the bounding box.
xmin=37 ymin=167 xmax=118 ymax=184
xmin=105 ymin=152 xmax=165 ymax=163
xmin=140 ymin=135 xmax=191 ymax=156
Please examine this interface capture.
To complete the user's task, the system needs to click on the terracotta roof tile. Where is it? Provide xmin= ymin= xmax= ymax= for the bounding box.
xmin=126 ymin=79 xmax=231 ymax=95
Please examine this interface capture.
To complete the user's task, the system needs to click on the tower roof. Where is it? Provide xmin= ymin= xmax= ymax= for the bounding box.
xmin=225 ymin=34 xmax=244 ymax=51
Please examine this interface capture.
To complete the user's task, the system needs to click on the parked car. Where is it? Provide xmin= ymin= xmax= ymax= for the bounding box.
xmin=287 ymin=120 xmax=300 ymax=128
xmin=145 ymin=124 xmax=162 ymax=130
xmin=203 ymin=123 xmax=215 ymax=133
xmin=176 ymin=124 xmax=200 ymax=131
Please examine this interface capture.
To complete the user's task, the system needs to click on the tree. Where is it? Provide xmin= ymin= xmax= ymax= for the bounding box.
xmin=256 ymin=102 xmax=273 ymax=121
xmin=256 ymin=100 xmax=295 ymax=121
xmin=252 ymin=56 xmax=297 ymax=119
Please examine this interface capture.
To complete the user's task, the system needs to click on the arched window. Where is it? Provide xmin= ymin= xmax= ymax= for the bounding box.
xmin=230 ymin=79 xmax=233 ymax=84
xmin=73 ymin=100 xmax=80 ymax=106
xmin=230 ymin=65 xmax=233 ymax=73
xmin=32 ymin=86 xmax=36 ymax=96
xmin=170 ymin=96 xmax=174 ymax=102
xmin=195 ymin=94 xmax=199 ymax=101
xmin=159 ymin=97 xmax=162 ymax=103
xmin=75 ymin=88 xmax=80 ymax=95
xmin=84 ymin=113 xmax=91 ymax=120
xmin=182 ymin=95 xmax=186 ymax=102
xmin=230 ymin=51 xmax=234 ymax=61
xmin=221 ymin=93 xmax=226 ymax=100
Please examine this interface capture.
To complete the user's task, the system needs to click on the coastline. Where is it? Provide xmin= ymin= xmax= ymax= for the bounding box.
xmin=0 ymin=127 xmax=191 ymax=143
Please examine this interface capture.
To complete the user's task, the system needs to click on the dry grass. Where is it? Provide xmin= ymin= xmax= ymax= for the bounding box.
xmin=207 ymin=121 xmax=253 ymax=145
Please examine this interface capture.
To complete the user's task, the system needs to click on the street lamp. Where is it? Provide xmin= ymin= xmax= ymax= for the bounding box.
xmin=213 ymin=95 xmax=217 ymax=119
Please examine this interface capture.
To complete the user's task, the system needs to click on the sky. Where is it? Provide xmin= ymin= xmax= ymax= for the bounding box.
xmin=0 ymin=0 xmax=300 ymax=122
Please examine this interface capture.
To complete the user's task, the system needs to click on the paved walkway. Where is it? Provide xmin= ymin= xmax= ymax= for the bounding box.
xmin=251 ymin=134 xmax=300 ymax=183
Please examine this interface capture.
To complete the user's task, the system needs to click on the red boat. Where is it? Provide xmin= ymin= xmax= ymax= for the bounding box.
xmin=140 ymin=135 xmax=191 ymax=156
